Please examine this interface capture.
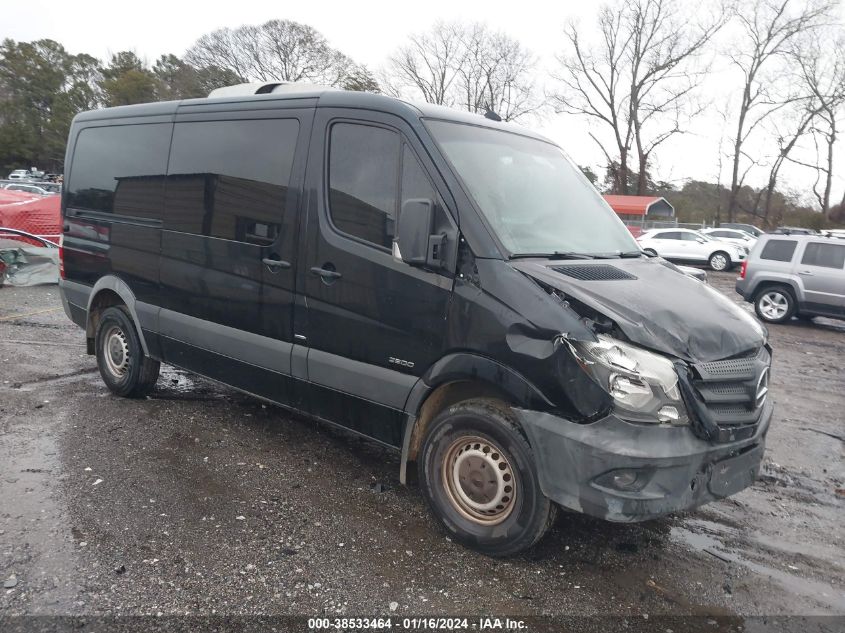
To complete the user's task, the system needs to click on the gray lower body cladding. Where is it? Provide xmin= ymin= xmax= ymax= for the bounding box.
xmin=515 ymin=402 xmax=772 ymax=522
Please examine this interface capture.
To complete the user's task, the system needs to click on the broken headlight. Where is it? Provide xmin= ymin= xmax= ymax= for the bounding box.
xmin=571 ymin=335 xmax=688 ymax=425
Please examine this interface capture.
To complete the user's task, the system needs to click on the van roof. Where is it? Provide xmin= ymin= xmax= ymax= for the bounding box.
xmin=71 ymin=86 xmax=551 ymax=143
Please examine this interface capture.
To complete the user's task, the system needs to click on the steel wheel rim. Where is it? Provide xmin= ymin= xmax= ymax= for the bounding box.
xmin=441 ymin=435 xmax=517 ymax=525
xmin=103 ymin=325 xmax=130 ymax=377
xmin=760 ymin=292 xmax=788 ymax=320
xmin=711 ymin=254 xmax=727 ymax=270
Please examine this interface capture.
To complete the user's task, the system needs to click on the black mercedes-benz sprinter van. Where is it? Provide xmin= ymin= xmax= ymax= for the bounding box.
xmin=59 ymin=83 xmax=772 ymax=556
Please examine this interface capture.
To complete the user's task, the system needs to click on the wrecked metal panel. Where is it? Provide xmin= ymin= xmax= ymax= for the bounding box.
xmin=511 ymin=257 xmax=766 ymax=363
xmin=445 ymin=257 xmax=612 ymax=418
xmin=0 ymin=242 xmax=59 ymax=286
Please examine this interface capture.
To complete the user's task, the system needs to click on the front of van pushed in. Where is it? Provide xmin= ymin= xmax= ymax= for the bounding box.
xmin=59 ymin=83 xmax=773 ymax=556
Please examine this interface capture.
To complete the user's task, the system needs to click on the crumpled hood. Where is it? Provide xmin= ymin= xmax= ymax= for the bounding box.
xmin=511 ymin=258 xmax=766 ymax=363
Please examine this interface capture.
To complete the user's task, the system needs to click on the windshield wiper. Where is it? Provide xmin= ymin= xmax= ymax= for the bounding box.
xmin=619 ymin=250 xmax=644 ymax=258
xmin=510 ymin=251 xmax=597 ymax=260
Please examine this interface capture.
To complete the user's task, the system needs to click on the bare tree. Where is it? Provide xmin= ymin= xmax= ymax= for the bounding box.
xmin=785 ymin=30 xmax=845 ymax=216
xmin=725 ymin=0 xmax=834 ymax=221
xmin=455 ymin=25 xmax=539 ymax=120
xmin=760 ymin=103 xmax=822 ymax=224
xmin=552 ymin=0 xmax=725 ymax=195
xmin=383 ymin=21 xmax=465 ymax=106
xmin=383 ymin=21 xmax=540 ymax=121
xmin=185 ymin=20 xmax=378 ymax=91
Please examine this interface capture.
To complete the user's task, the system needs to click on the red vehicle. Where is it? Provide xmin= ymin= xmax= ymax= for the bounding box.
xmin=0 ymin=189 xmax=61 ymax=243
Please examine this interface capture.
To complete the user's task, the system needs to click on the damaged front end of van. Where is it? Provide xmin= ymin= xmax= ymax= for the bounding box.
xmin=492 ymin=256 xmax=771 ymax=523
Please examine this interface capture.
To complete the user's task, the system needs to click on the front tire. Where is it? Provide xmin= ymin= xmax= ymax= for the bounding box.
xmin=95 ymin=306 xmax=160 ymax=397
xmin=708 ymin=251 xmax=731 ymax=271
xmin=754 ymin=286 xmax=795 ymax=324
xmin=418 ymin=399 xmax=556 ymax=557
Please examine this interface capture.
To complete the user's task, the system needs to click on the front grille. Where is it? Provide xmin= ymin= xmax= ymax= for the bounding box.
xmin=686 ymin=347 xmax=771 ymax=443
xmin=550 ymin=264 xmax=637 ymax=281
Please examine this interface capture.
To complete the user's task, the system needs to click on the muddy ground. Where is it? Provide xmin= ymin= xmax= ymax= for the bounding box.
xmin=0 ymin=273 xmax=843 ymax=628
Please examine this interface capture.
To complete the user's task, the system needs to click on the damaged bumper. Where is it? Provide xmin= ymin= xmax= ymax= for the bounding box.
xmin=516 ymin=402 xmax=772 ymax=522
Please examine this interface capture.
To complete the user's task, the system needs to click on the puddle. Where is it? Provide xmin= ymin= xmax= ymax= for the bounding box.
xmin=671 ymin=522 xmax=845 ymax=612
xmin=159 ymin=365 xmax=197 ymax=393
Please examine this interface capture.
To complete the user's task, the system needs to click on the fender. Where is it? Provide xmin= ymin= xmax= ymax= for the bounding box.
xmin=398 ymin=352 xmax=554 ymax=484
xmin=403 ymin=352 xmax=553 ymax=416
xmin=85 ymin=275 xmax=154 ymax=356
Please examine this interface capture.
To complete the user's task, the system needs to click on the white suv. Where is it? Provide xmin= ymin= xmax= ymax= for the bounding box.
xmin=7 ymin=169 xmax=31 ymax=180
xmin=637 ymin=228 xmax=747 ymax=271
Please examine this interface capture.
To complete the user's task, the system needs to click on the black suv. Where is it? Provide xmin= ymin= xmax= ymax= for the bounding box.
xmin=59 ymin=84 xmax=773 ymax=556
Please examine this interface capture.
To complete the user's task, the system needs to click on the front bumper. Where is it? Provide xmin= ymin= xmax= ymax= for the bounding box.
xmin=515 ymin=401 xmax=772 ymax=522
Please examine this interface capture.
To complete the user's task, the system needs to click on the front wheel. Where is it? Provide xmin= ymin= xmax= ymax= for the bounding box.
xmin=708 ymin=251 xmax=731 ymax=271
xmin=418 ymin=399 xmax=556 ymax=557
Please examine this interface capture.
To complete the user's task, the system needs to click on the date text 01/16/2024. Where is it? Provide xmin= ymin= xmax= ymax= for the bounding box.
xmin=307 ymin=617 xmax=528 ymax=630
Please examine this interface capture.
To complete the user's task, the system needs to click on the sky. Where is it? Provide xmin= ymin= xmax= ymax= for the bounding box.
xmin=2 ymin=0 xmax=843 ymax=208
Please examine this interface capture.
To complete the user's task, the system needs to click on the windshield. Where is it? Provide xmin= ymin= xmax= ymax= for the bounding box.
xmin=426 ymin=120 xmax=639 ymax=257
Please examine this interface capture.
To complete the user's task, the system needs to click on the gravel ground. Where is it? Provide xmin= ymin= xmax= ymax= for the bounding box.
xmin=0 ymin=273 xmax=843 ymax=626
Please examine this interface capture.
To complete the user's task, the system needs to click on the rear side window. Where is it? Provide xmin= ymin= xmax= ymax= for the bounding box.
xmin=759 ymin=239 xmax=797 ymax=262
xmin=328 ymin=123 xmax=400 ymax=249
xmin=66 ymin=123 xmax=172 ymax=218
xmin=658 ymin=231 xmax=681 ymax=240
xmin=165 ymin=118 xmax=299 ymax=244
xmin=801 ymin=242 xmax=845 ymax=269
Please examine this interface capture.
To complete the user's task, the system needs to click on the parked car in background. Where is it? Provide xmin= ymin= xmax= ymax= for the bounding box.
xmin=7 ymin=169 xmax=31 ymax=181
xmin=701 ymin=227 xmax=757 ymax=249
xmin=736 ymin=235 xmax=845 ymax=323
xmin=772 ymin=226 xmax=818 ymax=235
xmin=821 ymin=229 xmax=845 ymax=240
xmin=1 ymin=183 xmax=54 ymax=196
xmin=720 ymin=223 xmax=764 ymax=238
xmin=637 ymin=228 xmax=747 ymax=271
xmin=676 ymin=264 xmax=708 ymax=283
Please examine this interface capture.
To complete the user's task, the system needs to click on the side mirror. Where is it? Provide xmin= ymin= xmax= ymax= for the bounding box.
xmin=395 ymin=198 xmax=445 ymax=269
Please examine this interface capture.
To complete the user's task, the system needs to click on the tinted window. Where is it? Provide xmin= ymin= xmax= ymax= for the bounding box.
xmin=801 ymin=242 xmax=845 ymax=269
xmin=657 ymin=231 xmax=682 ymax=240
xmin=328 ymin=123 xmax=400 ymax=249
xmin=681 ymin=232 xmax=702 ymax=241
xmin=165 ymin=119 xmax=299 ymax=244
xmin=760 ymin=240 xmax=797 ymax=262
xmin=710 ymin=230 xmax=729 ymax=238
xmin=67 ymin=123 xmax=172 ymax=218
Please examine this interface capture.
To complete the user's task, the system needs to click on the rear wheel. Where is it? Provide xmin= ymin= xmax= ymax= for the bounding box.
xmin=708 ymin=251 xmax=731 ymax=271
xmin=754 ymin=286 xmax=795 ymax=324
xmin=95 ymin=306 xmax=160 ymax=397
xmin=418 ymin=399 xmax=556 ymax=557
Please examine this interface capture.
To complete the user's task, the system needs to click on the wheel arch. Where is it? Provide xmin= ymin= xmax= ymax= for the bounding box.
xmin=85 ymin=276 xmax=149 ymax=355
xmin=398 ymin=353 xmax=552 ymax=485
xmin=749 ymin=276 xmax=800 ymax=302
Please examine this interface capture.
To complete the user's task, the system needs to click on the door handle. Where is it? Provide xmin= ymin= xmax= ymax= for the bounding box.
xmin=310 ymin=266 xmax=342 ymax=280
xmin=798 ymin=270 xmax=814 ymax=276
xmin=262 ymin=257 xmax=291 ymax=270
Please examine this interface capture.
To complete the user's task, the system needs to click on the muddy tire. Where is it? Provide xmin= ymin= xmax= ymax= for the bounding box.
xmin=754 ymin=285 xmax=795 ymax=324
xmin=418 ymin=399 xmax=556 ymax=557
xmin=708 ymin=251 xmax=731 ymax=271
xmin=95 ymin=306 xmax=159 ymax=398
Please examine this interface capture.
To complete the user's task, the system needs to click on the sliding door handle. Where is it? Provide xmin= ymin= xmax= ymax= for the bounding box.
xmin=310 ymin=266 xmax=342 ymax=281
xmin=262 ymin=257 xmax=291 ymax=270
